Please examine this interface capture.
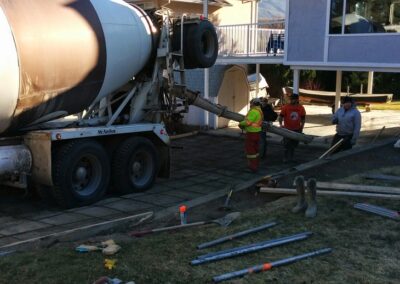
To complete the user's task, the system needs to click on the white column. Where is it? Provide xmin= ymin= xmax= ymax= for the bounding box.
xmin=203 ymin=0 xmax=209 ymax=128
xmin=293 ymin=69 xmax=300 ymax=94
xmin=256 ymin=64 xmax=260 ymax=97
xmin=203 ymin=0 xmax=208 ymax=17
xmin=203 ymin=69 xmax=209 ymax=128
xmin=367 ymin=71 xmax=374 ymax=95
xmin=335 ymin=70 xmax=342 ymax=112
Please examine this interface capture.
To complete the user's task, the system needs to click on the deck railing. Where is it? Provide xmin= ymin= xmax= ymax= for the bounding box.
xmin=216 ymin=21 xmax=285 ymax=57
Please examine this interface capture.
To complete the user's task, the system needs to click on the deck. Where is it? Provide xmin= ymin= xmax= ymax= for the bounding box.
xmin=215 ymin=21 xmax=285 ymax=64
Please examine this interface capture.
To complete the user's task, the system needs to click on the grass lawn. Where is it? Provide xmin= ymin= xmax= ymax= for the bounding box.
xmin=1 ymin=192 xmax=399 ymax=284
xmin=360 ymin=101 xmax=400 ymax=111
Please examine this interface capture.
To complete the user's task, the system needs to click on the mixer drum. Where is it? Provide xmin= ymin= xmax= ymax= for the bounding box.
xmin=0 ymin=0 xmax=155 ymax=134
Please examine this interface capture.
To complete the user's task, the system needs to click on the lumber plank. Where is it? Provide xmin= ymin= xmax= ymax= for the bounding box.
xmin=316 ymin=182 xmax=400 ymax=195
xmin=259 ymin=187 xmax=400 ymax=200
xmin=363 ymin=174 xmax=400 ymax=182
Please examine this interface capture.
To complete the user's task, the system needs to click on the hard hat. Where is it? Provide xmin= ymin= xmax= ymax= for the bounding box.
xmin=250 ymin=98 xmax=261 ymax=105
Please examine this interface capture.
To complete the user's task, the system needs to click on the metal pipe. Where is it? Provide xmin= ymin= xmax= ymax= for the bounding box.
xmin=182 ymin=90 xmax=313 ymax=143
xmin=355 ymin=206 xmax=397 ymax=219
xmin=355 ymin=203 xmax=398 ymax=217
xmin=212 ymin=248 xmax=332 ymax=282
xmin=0 ymin=145 xmax=32 ymax=175
xmin=197 ymin=232 xmax=304 ymax=260
xmin=197 ymin=221 xmax=278 ymax=249
xmin=354 ymin=203 xmax=399 ymax=220
xmin=191 ymin=231 xmax=312 ymax=265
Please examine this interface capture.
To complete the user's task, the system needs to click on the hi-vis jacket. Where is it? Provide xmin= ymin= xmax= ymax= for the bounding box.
xmin=239 ymin=106 xmax=264 ymax=133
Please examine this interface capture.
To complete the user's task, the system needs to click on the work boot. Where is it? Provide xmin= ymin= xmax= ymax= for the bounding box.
xmin=305 ymin=178 xmax=317 ymax=218
xmin=292 ymin=175 xmax=307 ymax=213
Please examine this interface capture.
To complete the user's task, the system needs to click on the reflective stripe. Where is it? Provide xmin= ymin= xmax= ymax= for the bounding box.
xmin=246 ymin=153 xmax=259 ymax=159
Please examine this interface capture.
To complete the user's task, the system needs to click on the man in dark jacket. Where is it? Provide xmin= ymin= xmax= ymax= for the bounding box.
xmin=259 ymin=97 xmax=278 ymax=159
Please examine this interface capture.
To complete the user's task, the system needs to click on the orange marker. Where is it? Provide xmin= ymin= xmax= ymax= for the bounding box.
xmin=179 ymin=205 xmax=187 ymax=225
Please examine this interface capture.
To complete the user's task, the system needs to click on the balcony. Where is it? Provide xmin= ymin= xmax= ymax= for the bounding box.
xmin=215 ymin=21 xmax=285 ymax=65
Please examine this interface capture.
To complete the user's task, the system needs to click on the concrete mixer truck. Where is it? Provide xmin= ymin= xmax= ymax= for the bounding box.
xmin=0 ymin=0 xmax=224 ymax=207
xmin=0 ymin=0 xmax=312 ymax=208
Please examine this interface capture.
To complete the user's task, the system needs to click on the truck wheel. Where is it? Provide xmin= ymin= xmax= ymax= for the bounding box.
xmin=173 ymin=20 xmax=218 ymax=69
xmin=185 ymin=20 xmax=218 ymax=69
xmin=52 ymin=139 xmax=110 ymax=208
xmin=112 ymin=137 xmax=158 ymax=194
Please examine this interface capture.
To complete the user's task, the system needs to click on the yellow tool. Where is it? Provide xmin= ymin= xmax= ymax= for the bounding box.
xmin=104 ymin=259 xmax=117 ymax=270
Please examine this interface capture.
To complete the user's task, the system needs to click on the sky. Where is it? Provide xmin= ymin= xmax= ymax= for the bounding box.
xmin=258 ymin=0 xmax=286 ymax=21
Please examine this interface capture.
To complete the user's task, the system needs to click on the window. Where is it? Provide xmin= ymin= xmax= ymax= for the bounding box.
xmin=329 ymin=0 xmax=400 ymax=34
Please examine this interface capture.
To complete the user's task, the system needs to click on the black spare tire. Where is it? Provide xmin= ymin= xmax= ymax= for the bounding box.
xmin=173 ymin=20 xmax=218 ymax=69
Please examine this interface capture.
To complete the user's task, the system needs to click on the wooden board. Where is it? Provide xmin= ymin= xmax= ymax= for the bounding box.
xmin=363 ymin=174 xmax=400 ymax=182
xmin=259 ymin=187 xmax=400 ymax=200
xmin=316 ymin=182 xmax=400 ymax=195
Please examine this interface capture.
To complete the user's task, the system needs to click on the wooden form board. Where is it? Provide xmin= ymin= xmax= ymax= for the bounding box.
xmin=363 ymin=174 xmax=400 ymax=182
xmin=316 ymin=182 xmax=400 ymax=195
xmin=290 ymin=181 xmax=400 ymax=195
xmin=259 ymin=187 xmax=400 ymax=200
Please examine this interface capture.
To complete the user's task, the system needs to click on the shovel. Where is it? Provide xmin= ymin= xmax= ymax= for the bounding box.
xmin=129 ymin=212 xmax=241 ymax=237
xmin=219 ymin=187 xmax=234 ymax=211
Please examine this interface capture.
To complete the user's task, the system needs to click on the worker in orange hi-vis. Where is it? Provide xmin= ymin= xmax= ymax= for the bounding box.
xmin=279 ymin=93 xmax=306 ymax=163
xmin=239 ymin=98 xmax=264 ymax=173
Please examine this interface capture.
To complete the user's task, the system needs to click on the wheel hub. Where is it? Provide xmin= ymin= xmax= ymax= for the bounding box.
xmin=75 ymin=166 xmax=88 ymax=182
xmin=71 ymin=155 xmax=101 ymax=195
xmin=132 ymin=161 xmax=142 ymax=176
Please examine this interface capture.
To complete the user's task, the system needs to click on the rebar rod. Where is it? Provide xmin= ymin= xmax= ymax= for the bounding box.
xmin=197 ymin=221 xmax=278 ymax=249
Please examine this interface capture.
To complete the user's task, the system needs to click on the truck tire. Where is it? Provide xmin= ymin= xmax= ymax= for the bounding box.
xmin=52 ymin=139 xmax=110 ymax=208
xmin=173 ymin=20 xmax=218 ymax=69
xmin=186 ymin=21 xmax=218 ymax=69
xmin=112 ymin=137 xmax=158 ymax=194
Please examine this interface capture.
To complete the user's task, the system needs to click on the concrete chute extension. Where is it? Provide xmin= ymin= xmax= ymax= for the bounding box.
xmin=181 ymin=90 xmax=314 ymax=143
